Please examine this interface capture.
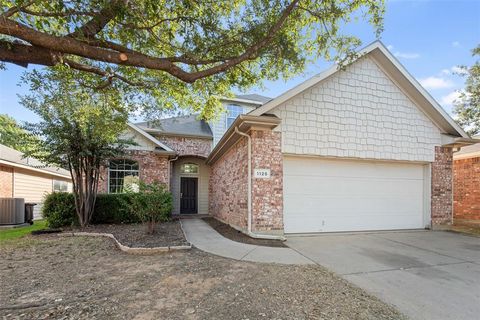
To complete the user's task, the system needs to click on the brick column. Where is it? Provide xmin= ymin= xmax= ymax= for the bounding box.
xmin=250 ymin=129 xmax=284 ymax=233
xmin=453 ymin=157 xmax=480 ymax=220
xmin=431 ymin=146 xmax=453 ymax=226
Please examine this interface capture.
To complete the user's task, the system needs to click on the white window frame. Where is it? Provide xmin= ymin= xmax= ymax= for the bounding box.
xmin=226 ymin=104 xmax=243 ymax=128
xmin=53 ymin=180 xmax=68 ymax=192
xmin=108 ymin=159 xmax=140 ymax=193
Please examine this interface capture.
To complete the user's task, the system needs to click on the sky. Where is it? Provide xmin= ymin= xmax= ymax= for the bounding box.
xmin=0 ymin=0 xmax=479 ymax=124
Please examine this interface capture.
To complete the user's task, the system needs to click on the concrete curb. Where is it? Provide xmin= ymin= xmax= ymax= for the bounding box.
xmin=61 ymin=231 xmax=192 ymax=255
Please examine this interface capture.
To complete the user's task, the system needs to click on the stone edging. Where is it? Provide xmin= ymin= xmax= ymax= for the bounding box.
xmin=61 ymin=231 xmax=192 ymax=255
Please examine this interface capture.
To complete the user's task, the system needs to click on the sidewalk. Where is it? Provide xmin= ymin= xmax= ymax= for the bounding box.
xmin=181 ymin=219 xmax=314 ymax=265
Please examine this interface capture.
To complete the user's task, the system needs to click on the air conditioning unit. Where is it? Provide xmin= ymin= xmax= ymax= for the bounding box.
xmin=0 ymin=198 xmax=25 ymax=225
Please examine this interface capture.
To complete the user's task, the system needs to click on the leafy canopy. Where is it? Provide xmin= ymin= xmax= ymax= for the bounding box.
xmin=1 ymin=0 xmax=385 ymax=119
xmin=0 ymin=113 xmax=41 ymax=153
xmin=453 ymin=45 xmax=480 ymax=136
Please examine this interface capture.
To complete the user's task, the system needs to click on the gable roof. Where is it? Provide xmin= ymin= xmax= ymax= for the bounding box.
xmin=0 ymin=144 xmax=71 ymax=179
xmin=135 ymin=114 xmax=213 ymax=139
xmin=127 ymin=123 xmax=176 ymax=152
xmin=250 ymin=41 xmax=469 ymax=139
xmin=235 ymin=94 xmax=272 ymax=104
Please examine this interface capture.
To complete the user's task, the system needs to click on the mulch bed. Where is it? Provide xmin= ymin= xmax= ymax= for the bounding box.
xmin=203 ymin=217 xmax=287 ymax=247
xmin=63 ymin=220 xmax=189 ymax=248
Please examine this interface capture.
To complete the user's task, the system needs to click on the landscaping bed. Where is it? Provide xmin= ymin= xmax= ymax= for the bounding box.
xmin=0 ymin=236 xmax=404 ymax=320
xmin=203 ymin=217 xmax=287 ymax=247
xmin=63 ymin=220 xmax=189 ymax=248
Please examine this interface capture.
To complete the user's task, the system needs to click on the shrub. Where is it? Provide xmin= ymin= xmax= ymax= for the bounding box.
xmin=42 ymin=193 xmax=145 ymax=227
xmin=126 ymin=182 xmax=173 ymax=234
xmin=92 ymin=194 xmax=141 ymax=224
xmin=42 ymin=192 xmax=77 ymax=228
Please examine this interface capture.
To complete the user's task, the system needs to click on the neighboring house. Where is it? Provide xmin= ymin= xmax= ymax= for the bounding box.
xmin=0 ymin=144 xmax=72 ymax=218
xmin=98 ymin=41 xmax=476 ymax=236
xmin=453 ymin=137 xmax=480 ymax=221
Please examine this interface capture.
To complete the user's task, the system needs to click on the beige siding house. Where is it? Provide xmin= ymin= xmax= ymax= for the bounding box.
xmin=0 ymin=144 xmax=72 ymax=218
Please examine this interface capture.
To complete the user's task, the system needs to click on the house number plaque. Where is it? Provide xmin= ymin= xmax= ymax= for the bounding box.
xmin=254 ymin=169 xmax=271 ymax=178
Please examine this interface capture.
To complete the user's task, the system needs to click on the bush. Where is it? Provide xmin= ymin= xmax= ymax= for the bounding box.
xmin=42 ymin=192 xmax=77 ymax=228
xmin=42 ymin=187 xmax=172 ymax=228
xmin=92 ymin=193 xmax=141 ymax=224
xmin=126 ymin=182 xmax=173 ymax=234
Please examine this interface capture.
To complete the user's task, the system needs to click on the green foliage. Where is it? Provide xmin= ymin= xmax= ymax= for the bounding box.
xmin=453 ymin=44 xmax=480 ymax=136
xmin=0 ymin=114 xmax=41 ymax=154
xmin=20 ymin=68 xmax=133 ymax=227
xmin=92 ymin=193 xmax=141 ymax=224
xmin=125 ymin=182 xmax=173 ymax=234
xmin=1 ymin=0 xmax=385 ymax=120
xmin=42 ymin=192 xmax=77 ymax=228
xmin=42 ymin=192 xmax=144 ymax=227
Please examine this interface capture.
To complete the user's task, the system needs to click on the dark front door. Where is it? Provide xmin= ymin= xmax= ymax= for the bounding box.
xmin=180 ymin=177 xmax=198 ymax=214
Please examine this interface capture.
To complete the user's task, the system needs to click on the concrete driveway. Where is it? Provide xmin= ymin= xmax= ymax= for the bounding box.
xmin=286 ymin=231 xmax=480 ymax=320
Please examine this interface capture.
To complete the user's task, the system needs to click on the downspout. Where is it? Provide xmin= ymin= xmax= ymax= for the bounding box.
xmin=234 ymin=127 xmax=285 ymax=241
xmin=168 ymin=155 xmax=179 ymax=191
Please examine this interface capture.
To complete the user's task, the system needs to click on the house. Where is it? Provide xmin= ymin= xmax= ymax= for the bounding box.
xmin=453 ymin=137 xmax=480 ymax=221
xmin=97 ymin=41 xmax=477 ymax=236
xmin=0 ymin=144 xmax=72 ymax=218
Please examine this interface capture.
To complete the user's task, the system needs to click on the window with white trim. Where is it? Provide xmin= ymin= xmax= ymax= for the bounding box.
xmin=180 ymin=163 xmax=199 ymax=174
xmin=108 ymin=159 xmax=139 ymax=193
xmin=53 ymin=180 xmax=68 ymax=192
xmin=226 ymin=104 xmax=243 ymax=128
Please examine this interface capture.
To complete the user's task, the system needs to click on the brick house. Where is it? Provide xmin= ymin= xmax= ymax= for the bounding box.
xmin=98 ymin=41 xmax=477 ymax=236
xmin=453 ymin=139 xmax=480 ymax=221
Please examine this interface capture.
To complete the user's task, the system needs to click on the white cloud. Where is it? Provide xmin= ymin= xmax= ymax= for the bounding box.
xmin=440 ymin=66 xmax=466 ymax=75
xmin=419 ymin=76 xmax=454 ymax=89
xmin=385 ymin=44 xmax=420 ymax=59
xmin=440 ymin=90 xmax=462 ymax=106
xmin=452 ymin=41 xmax=461 ymax=48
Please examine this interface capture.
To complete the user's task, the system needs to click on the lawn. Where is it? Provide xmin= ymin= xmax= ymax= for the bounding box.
xmin=0 ymin=220 xmax=47 ymax=242
xmin=0 ymin=236 xmax=405 ymax=319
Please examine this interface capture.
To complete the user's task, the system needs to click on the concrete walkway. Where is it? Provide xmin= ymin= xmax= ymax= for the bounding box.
xmin=181 ymin=219 xmax=313 ymax=265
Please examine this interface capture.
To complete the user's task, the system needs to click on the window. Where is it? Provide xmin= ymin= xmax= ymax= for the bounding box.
xmin=53 ymin=180 xmax=68 ymax=192
xmin=226 ymin=104 xmax=243 ymax=128
xmin=180 ymin=163 xmax=199 ymax=174
xmin=109 ymin=159 xmax=139 ymax=193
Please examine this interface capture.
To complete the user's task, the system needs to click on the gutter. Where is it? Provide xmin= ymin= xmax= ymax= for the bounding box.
xmin=234 ymin=127 xmax=286 ymax=241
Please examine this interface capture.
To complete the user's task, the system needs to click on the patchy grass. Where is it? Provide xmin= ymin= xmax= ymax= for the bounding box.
xmin=0 ymin=220 xmax=47 ymax=242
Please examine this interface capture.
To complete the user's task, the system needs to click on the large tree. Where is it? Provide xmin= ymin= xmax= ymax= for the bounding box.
xmin=21 ymin=68 xmax=131 ymax=227
xmin=0 ymin=113 xmax=41 ymax=153
xmin=1 ymin=0 xmax=384 ymax=118
xmin=453 ymin=45 xmax=480 ymax=136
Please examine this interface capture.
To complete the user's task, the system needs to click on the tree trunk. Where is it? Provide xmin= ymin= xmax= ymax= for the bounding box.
xmin=69 ymin=156 xmax=100 ymax=228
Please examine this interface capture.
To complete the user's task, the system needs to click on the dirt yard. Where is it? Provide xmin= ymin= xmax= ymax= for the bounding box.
xmin=0 ymin=236 xmax=404 ymax=320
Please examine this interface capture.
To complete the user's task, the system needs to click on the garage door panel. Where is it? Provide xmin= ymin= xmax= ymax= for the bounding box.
xmin=283 ymin=157 xmax=426 ymax=233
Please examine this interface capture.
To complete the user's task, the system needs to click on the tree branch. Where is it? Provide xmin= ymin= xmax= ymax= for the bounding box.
xmin=0 ymin=0 xmax=300 ymax=83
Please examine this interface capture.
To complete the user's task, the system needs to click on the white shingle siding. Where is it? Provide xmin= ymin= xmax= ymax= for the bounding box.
xmin=271 ymin=56 xmax=442 ymax=162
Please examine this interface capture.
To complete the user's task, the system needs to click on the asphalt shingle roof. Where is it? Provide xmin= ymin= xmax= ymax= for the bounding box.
xmin=136 ymin=114 xmax=213 ymax=138
xmin=0 ymin=144 xmax=70 ymax=177
xmin=235 ymin=94 xmax=272 ymax=104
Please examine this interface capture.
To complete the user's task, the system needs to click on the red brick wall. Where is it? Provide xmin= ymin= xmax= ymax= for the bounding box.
xmin=453 ymin=156 xmax=480 ymax=220
xmin=0 ymin=165 xmax=13 ymax=197
xmin=251 ymin=130 xmax=283 ymax=232
xmin=157 ymin=135 xmax=212 ymax=158
xmin=98 ymin=150 xmax=170 ymax=193
xmin=431 ymin=146 xmax=453 ymax=225
xmin=209 ymin=137 xmax=248 ymax=229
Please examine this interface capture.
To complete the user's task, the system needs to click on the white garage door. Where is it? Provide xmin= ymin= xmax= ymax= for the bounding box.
xmin=283 ymin=157 xmax=427 ymax=233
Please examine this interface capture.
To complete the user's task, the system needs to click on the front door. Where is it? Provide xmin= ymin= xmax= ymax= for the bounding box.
xmin=180 ymin=177 xmax=198 ymax=214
